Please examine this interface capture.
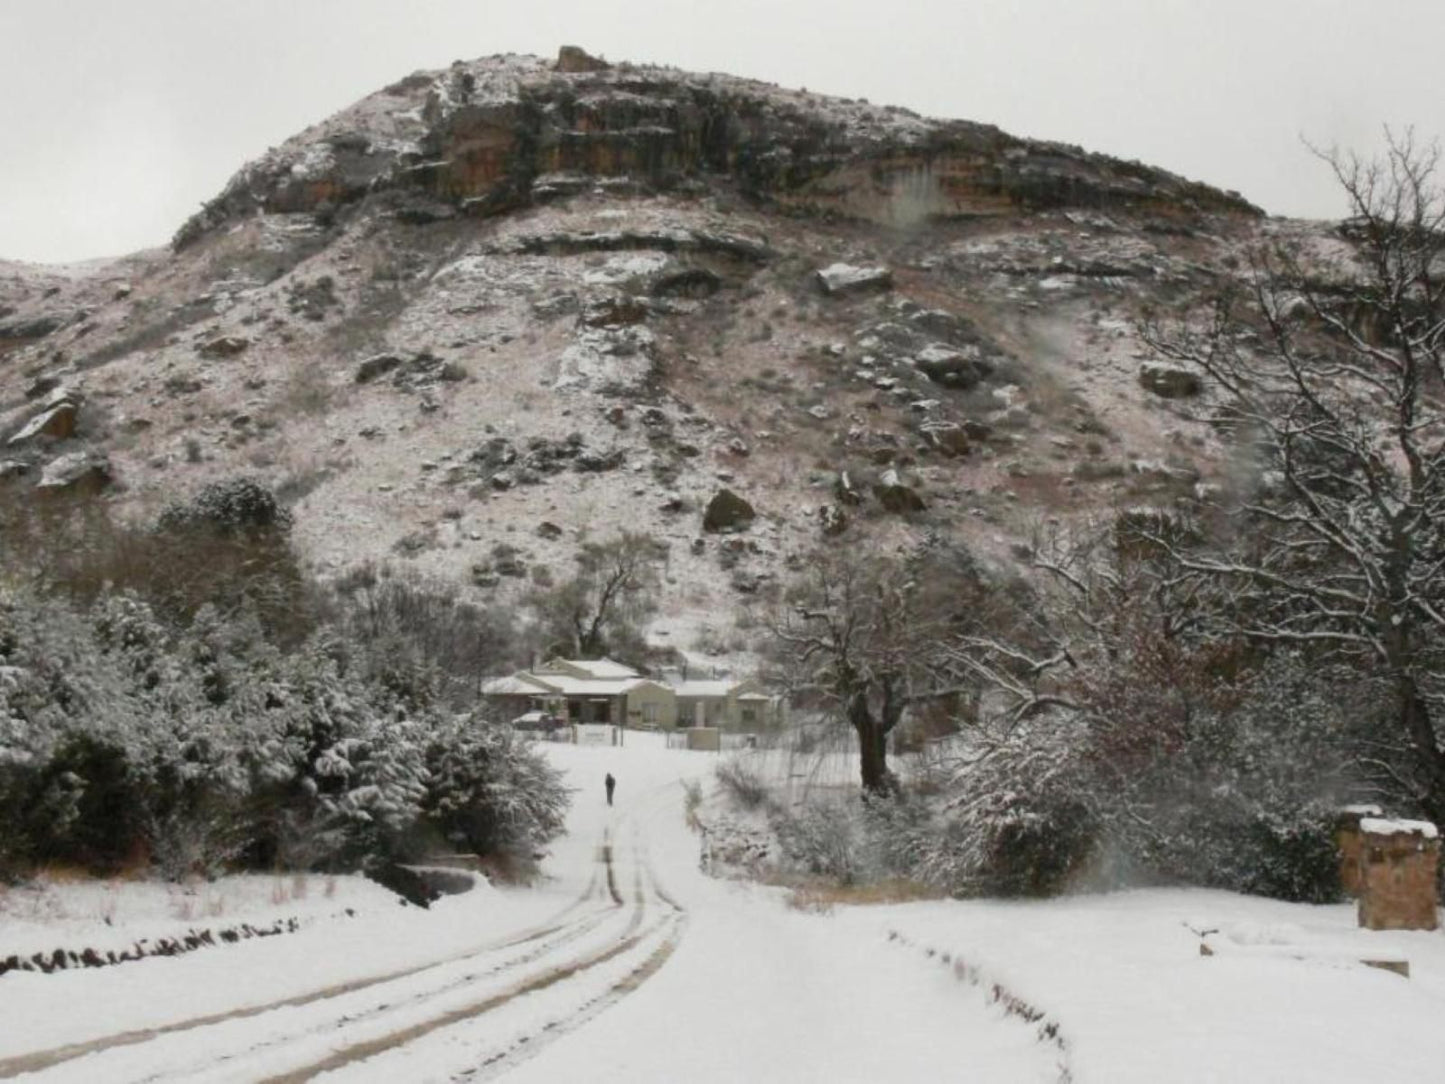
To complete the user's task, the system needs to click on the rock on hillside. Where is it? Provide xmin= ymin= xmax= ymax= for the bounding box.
xmin=0 ymin=46 xmax=1290 ymax=659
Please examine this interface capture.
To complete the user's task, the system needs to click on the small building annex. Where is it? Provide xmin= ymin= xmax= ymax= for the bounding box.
xmin=671 ymin=677 xmax=775 ymax=730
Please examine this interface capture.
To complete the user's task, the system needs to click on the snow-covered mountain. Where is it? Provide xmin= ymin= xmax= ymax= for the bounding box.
xmin=0 ymin=45 xmax=1288 ymax=647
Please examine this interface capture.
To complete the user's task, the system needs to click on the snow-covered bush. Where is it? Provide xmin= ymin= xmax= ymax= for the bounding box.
xmin=325 ymin=563 xmax=523 ymax=709
xmin=899 ymin=651 xmax=1357 ymax=902
xmin=423 ymin=716 xmax=568 ymax=858
xmin=0 ymin=557 xmax=569 ymax=882
xmin=156 ymin=477 xmax=293 ymax=536
xmin=772 ymin=799 xmax=866 ymax=884
xmin=1093 ymin=654 xmax=1356 ymax=903
xmin=917 ymin=716 xmax=1099 ymax=897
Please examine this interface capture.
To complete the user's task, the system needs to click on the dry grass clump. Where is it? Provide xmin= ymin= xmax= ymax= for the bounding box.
xmin=280 ymin=365 xmax=339 ymax=417
xmin=784 ymin=877 xmax=942 ymax=914
xmin=715 ymin=759 xmax=772 ymax=811
xmin=682 ymin=779 xmax=704 ymax=830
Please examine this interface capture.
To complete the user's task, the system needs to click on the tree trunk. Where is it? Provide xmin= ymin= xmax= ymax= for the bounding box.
xmin=851 ymin=693 xmax=899 ymax=797
xmin=857 ymin=720 xmax=896 ymax=796
xmin=1400 ymin=681 xmax=1445 ymax=827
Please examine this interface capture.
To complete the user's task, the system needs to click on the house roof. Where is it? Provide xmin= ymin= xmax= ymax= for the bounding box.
xmin=672 ymin=679 xmax=741 ymax=699
xmin=480 ymin=674 xmax=552 ymax=695
xmin=516 ymin=674 xmax=672 ymax=698
xmin=539 ymin=657 xmax=642 ymax=680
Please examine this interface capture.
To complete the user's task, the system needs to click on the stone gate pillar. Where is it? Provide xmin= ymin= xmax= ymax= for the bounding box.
xmin=1335 ymin=804 xmax=1382 ymax=898
xmin=1357 ymin=818 xmax=1440 ymax=931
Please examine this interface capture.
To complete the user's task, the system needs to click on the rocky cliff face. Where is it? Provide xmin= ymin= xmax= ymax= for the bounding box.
xmin=174 ymin=47 xmax=1257 ymax=251
xmin=0 ymin=47 xmax=1290 ymax=663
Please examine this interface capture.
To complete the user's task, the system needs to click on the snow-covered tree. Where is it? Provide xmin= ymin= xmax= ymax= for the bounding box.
xmin=423 ymin=715 xmax=568 ymax=857
xmin=0 ymin=549 xmax=571 ymax=881
xmin=771 ymin=546 xmax=980 ymax=796
xmin=1142 ymin=131 xmax=1445 ymax=823
xmin=528 ymin=531 xmax=668 ymax=661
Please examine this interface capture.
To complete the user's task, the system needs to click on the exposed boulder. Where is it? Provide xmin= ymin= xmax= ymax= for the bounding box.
xmin=920 ymin=422 xmax=972 ymax=458
xmin=197 ymin=335 xmax=250 ymax=359
xmin=1138 ymin=363 xmax=1202 ymax=399
xmin=356 ymin=351 xmax=464 ymax=390
xmin=355 ymin=354 xmax=404 ymax=383
xmin=24 ymin=375 xmax=62 ymax=400
xmin=873 ymin=469 xmax=926 ymax=513
xmin=574 ymin=448 xmax=625 ymax=472
xmin=852 ymin=308 xmax=1007 ymax=392
xmin=819 ymin=504 xmax=848 ymax=536
xmin=703 ymin=488 xmax=755 ymax=533
xmin=0 ymin=314 xmax=66 ymax=345
xmin=37 ymin=452 xmax=111 ymax=496
xmin=9 ymin=399 xmax=78 ymax=446
xmin=555 ymin=45 xmax=611 ymax=73
xmin=555 ymin=325 xmax=656 ymax=394
xmin=913 ymin=343 xmax=993 ymax=388
xmin=816 ymin=264 xmax=893 ymax=296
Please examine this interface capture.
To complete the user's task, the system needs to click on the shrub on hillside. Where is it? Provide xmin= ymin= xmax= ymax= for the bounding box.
xmin=156 ymin=477 xmax=293 ymax=536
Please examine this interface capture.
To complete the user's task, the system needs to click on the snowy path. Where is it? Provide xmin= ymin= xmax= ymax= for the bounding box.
xmin=9 ymin=740 xmax=1445 ymax=1081
xmin=0 ymin=740 xmax=1057 ymax=1082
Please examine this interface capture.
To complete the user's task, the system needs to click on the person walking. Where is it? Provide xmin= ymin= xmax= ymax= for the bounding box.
xmin=605 ymin=772 xmax=616 ymax=806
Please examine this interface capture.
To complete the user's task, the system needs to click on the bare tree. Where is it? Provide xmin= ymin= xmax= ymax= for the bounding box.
xmin=772 ymin=546 xmax=986 ymax=796
xmin=1141 ymin=129 xmax=1445 ymax=820
xmin=530 ymin=531 xmax=668 ymax=661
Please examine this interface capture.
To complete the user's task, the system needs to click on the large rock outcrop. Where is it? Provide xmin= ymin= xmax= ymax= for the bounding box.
xmin=174 ymin=49 xmax=1260 ymax=249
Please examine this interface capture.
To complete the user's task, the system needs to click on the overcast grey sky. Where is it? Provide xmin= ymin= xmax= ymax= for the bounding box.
xmin=1 ymin=0 xmax=1441 ymax=263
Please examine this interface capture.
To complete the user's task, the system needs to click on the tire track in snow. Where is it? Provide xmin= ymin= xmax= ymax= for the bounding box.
xmin=452 ymin=846 xmax=688 ymax=1083
xmin=2 ymin=775 xmax=693 ymax=1083
xmin=291 ymin=785 xmax=689 ymax=1081
xmin=255 ymin=847 xmax=661 ymax=1082
xmin=132 ymin=895 xmax=629 ymax=1084
xmin=0 ymin=860 xmax=611 ymax=1081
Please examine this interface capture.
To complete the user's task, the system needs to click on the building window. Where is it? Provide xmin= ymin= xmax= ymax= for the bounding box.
xmin=741 ymin=705 xmax=758 ymax=725
xmin=642 ymin=702 xmax=659 ymax=724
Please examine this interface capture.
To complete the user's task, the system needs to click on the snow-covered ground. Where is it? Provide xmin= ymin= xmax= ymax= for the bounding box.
xmin=2 ymin=736 xmax=1444 ymax=1081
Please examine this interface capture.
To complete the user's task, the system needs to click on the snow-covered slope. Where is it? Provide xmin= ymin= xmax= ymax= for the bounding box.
xmin=0 ymin=46 xmax=1281 ymax=661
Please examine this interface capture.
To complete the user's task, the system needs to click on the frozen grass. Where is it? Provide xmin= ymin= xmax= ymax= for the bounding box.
xmin=783 ymin=877 xmax=943 ymax=914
